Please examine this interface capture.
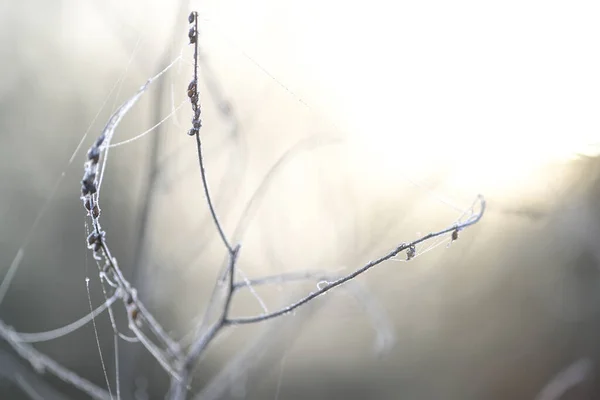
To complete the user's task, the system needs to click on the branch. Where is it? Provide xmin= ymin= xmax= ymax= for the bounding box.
xmin=10 ymin=290 xmax=119 ymax=344
xmin=79 ymin=57 xmax=184 ymax=380
xmin=226 ymin=195 xmax=485 ymax=324
xmin=0 ymin=321 xmax=111 ymax=400
xmin=170 ymin=11 xmax=487 ymax=399
xmin=234 ymin=269 xmax=395 ymax=354
xmin=186 ymin=11 xmax=234 ymax=255
xmin=0 ymin=349 xmax=69 ymax=400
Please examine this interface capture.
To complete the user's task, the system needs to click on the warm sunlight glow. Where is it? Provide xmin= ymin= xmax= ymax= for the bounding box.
xmin=200 ymin=0 xmax=599 ymax=202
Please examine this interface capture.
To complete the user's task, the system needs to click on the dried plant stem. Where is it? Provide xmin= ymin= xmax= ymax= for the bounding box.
xmin=1 ymin=9 xmax=486 ymax=400
xmin=227 ymin=197 xmax=484 ymax=325
xmin=0 ymin=321 xmax=112 ymax=400
xmin=166 ymin=11 xmax=487 ymax=399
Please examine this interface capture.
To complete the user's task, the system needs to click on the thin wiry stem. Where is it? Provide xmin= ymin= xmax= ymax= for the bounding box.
xmin=226 ymin=195 xmax=486 ymax=325
xmin=188 ymin=134 xmax=341 ymax=347
xmin=186 ymin=11 xmax=234 ymax=255
xmin=0 ymin=351 xmax=66 ymax=400
xmin=0 ymin=248 xmax=24 ymax=306
xmin=191 ymin=290 xmax=324 ymax=400
xmin=170 ymin=11 xmax=487 ymax=400
xmin=9 ymin=289 xmax=119 ymax=344
xmin=193 ymin=132 xmax=234 ymax=254
xmin=171 ymin=240 xmax=239 ymax=399
xmin=235 ymin=268 xmax=395 ymax=353
xmin=174 ymin=246 xmax=240 ymax=394
xmin=78 ymin=59 xmax=184 ymax=385
xmin=232 ymin=270 xmax=335 ymax=291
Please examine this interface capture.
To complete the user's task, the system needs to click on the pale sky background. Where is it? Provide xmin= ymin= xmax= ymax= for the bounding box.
xmin=192 ymin=0 xmax=600 ymax=196
xmin=51 ymin=0 xmax=600 ymax=201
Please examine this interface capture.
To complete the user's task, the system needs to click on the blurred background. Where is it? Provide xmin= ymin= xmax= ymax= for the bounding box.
xmin=1 ymin=0 xmax=600 ymax=399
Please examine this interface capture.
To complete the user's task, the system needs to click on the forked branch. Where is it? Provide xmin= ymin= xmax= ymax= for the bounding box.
xmin=170 ymin=11 xmax=486 ymax=400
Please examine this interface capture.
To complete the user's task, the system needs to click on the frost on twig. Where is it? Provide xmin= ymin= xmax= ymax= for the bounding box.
xmin=168 ymin=10 xmax=486 ymax=399
xmin=79 ymin=51 xmax=184 ymax=383
xmin=1 ymin=9 xmax=485 ymax=400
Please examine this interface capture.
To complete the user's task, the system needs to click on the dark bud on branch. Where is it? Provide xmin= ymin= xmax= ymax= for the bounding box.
xmin=187 ymin=80 xmax=197 ymax=98
xmin=81 ymin=181 xmax=96 ymax=196
xmin=87 ymin=231 xmax=105 ymax=252
xmin=87 ymin=147 xmax=100 ymax=164
xmin=406 ymin=245 xmax=416 ymax=261
xmin=188 ymin=27 xmax=197 ymax=44
xmin=84 ymin=198 xmax=101 ymax=218
xmin=452 ymin=228 xmax=459 ymax=242
xmin=94 ymin=135 xmax=105 ymax=148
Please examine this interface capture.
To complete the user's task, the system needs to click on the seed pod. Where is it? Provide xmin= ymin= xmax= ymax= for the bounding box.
xmin=87 ymin=231 xmax=104 ymax=250
xmin=87 ymin=147 xmax=100 ymax=163
xmin=188 ymin=27 xmax=197 ymax=44
xmin=406 ymin=245 xmax=416 ymax=261
xmin=95 ymin=135 xmax=105 ymax=148
xmin=82 ymin=171 xmax=96 ymax=186
xmin=81 ymin=179 xmax=97 ymax=195
xmin=452 ymin=229 xmax=459 ymax=241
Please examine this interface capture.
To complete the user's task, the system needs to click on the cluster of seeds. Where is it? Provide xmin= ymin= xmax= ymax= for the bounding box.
xmin=81 ymin=135 xmax=104 ymax=261
xmin=187 ymin=11 xmax=201 ymax=136
xmin=406 ymin=245 xmax=417 ymax=261
xmin=80 ymin=131 xmax=140 ymax=322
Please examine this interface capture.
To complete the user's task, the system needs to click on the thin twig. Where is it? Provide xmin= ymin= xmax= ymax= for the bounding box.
xmin=171 ymin=245 xmax=240 ymax=399
xmin=186 ymin=11 xmax=234 ymax=255
xmin=170 ymin=11 xmax=487 ymax=400
xmin=79 ymin=60 xmax=184 ymax=383
xmin=226 ymin=195 xmax=485 ymax=325
xmin=190 ymin=134 xmax=341 ymax=346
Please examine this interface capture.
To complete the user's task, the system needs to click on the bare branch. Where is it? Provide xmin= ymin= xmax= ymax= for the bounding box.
xmin=78 ymin=57 xmax=184 ymax=382
xmin=186 ymin=11 xmax=234 ymax=255
xmin=226 ymin=195 xmax=485 ymax=325
xmin=0 ymin=321 xmax=112 ymax=400
xmin=12 ymin=290 xmax=120 ymax=343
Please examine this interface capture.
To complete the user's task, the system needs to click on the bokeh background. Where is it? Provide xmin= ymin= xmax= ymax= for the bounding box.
xmin=1 ymin=0 xmax=600 ymax=399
